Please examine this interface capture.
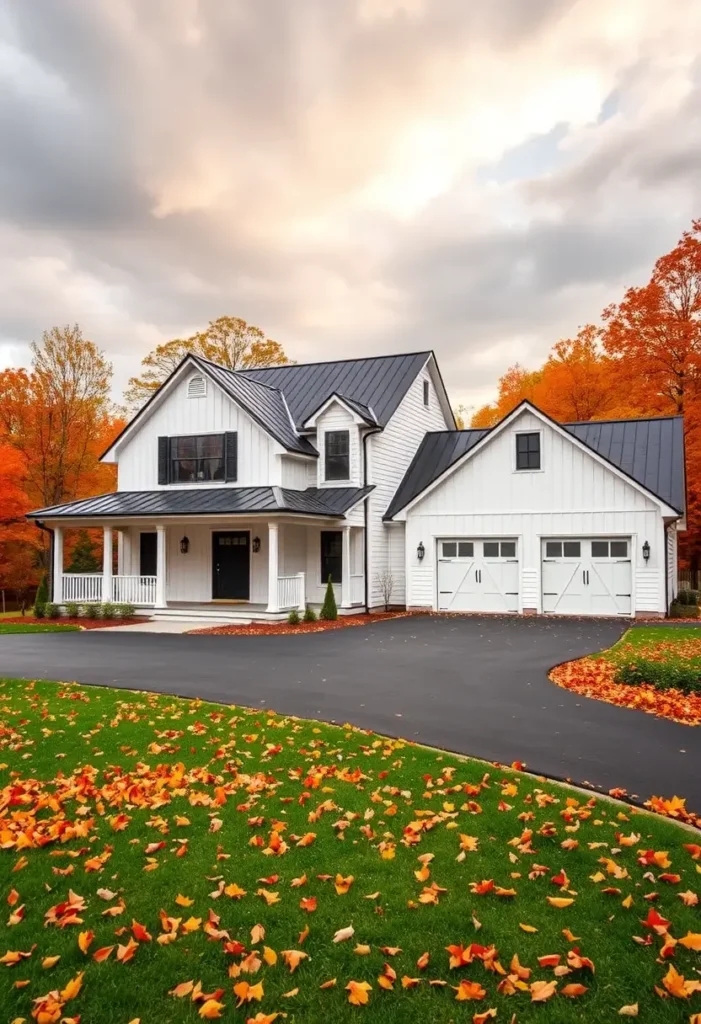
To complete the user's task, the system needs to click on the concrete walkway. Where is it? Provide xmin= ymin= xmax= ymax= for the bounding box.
xmin=94 ymin=619 xmax=232 ymax=633
xmin=1 ymin=615 xmax=700 ymax=809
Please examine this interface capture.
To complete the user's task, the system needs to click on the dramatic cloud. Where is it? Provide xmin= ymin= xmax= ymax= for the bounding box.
xmin=1 ymin=0 xmax=699 ymax=410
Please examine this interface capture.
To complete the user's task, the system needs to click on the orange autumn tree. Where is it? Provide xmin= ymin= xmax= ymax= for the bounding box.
xmin=0 ymin=325 xmax=124 ymax=592
xmin=471 ymin=218 xmax=701 ymax=566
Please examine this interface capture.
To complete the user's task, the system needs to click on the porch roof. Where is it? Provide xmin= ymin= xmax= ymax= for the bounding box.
xmin=28 ymin=485 xmax=373 ymax=521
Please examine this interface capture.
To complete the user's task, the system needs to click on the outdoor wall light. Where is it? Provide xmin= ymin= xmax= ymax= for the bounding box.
xmin=252 ymin=536 xmax=261 ymax=553
xmin=417 ymin=541 xmax=425 ymax=561
xmin=642 ymin=540 xmax=650 ymax=563
xmin=180 ymin=536 xmax=190 ymax=554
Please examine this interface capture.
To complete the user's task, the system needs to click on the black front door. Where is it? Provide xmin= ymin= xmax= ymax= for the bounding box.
xmin=212 ymin=531 xmax=250 ymax=600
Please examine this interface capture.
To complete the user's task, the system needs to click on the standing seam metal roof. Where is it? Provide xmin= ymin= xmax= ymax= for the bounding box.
xmin=384 ymin=414 xmax=685 ymax=520
xmin=239 ymin=352 xmax=431 ymax=428
xmin=27 ymin=486 xmax=374 ymax=520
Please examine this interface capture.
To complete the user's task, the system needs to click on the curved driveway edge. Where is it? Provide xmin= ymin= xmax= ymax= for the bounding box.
xmin=1 ymin=615 xmax=699 ymax=809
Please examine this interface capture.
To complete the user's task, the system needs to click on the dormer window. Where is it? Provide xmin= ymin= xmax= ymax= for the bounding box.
xmin=325 ymin=430 xmax=350 ymax=481
xmin=187 ymin=374 xmax=207 ymax=399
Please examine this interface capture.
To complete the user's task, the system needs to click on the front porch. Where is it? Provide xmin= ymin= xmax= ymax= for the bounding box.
xmin=52 ymin=519 xmax=365 ymax=621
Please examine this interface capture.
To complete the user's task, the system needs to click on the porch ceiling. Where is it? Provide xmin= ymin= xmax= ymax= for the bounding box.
xmin=28 ymin=485 xmax=373 ymax=522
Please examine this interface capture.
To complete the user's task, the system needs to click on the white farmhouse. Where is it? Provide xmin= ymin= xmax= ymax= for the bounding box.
xmin=29 ymin=351 xmax=685 ymax=621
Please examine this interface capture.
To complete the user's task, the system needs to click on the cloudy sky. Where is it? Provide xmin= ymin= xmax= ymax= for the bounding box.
xmin=1 ymin=0 xmax=700 ymax=413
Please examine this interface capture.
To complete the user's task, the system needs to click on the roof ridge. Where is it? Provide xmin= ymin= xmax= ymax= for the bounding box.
xmin=191 ymin=354 xmax=284 ymax=394
xmin=238 ymin=350 xmax=432 ymax=373
xmin=565 ymin=414 xmax=683 ymax=426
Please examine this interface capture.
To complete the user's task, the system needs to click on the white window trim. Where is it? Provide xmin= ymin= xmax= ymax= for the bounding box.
xmin=513 ymin=427 xmax=544 ymax=474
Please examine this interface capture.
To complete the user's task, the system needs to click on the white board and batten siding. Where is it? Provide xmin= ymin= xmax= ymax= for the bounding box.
xmin=404 ymin=409 xmax=669 ymax=616
xmin=115 ymin=372 xmax=283 ymax=490
xmin=368 ymin=361 xmax=451 ymax=608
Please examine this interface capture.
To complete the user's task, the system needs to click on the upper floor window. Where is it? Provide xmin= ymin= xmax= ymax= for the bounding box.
xmin=325 ymin=430 xmax=350 ymax=480
xmin=423 ymin=380 xmax=430 ymax=406
xmin=515 ymin=432 xmax=540 ymax=471
xmin=187 ymin=374 xmax=207 ymax=399
xmin=158 ymin=432 xmax=237 ymax=484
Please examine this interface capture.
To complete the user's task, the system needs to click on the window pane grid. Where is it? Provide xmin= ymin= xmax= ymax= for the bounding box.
xmin=171 ymin=434 xmax=224 ymax=482
xmin=515 ymin=432 xmax=540 ymax=470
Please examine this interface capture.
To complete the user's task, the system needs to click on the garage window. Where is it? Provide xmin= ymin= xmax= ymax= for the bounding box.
xmin=563 ymin=541 xmax=581 ymax=557
xmin=516 ymin=432 xmax=541 ymax=470
xmin=545 ymin=541 xmax=562 ymax=558
xmin=611 ymin=540 xmax=628 ymax=557
xmin=500 ymin=541 xmax=516 ymax=557
xmin=458 ymin=541 xmax=474 ymax=557
xmin=483 ymin=542 xmax=499 ymax=557
xmin=592 ymin=541 xmax=609 ymax=557
xmin=442 ymin=542 xmax=457 ymax=558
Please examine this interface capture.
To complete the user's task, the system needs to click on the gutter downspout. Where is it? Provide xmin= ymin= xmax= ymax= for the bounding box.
xmin=34 ymin=520 xmax=54 ymax=601
xmin=362 ymin=427 xmax=382 ymax=612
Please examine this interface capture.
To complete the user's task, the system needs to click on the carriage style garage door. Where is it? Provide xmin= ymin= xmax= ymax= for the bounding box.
xmin=541 ymin=537 xmax=632 ymax=616
xmin=437 ymin=538 xmax=519 ymax=612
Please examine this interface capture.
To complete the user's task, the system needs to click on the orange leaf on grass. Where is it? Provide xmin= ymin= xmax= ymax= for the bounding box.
xmin=92 ymin=945 xmax=115 ymax=963
xmin=561 ymin=983 xmax=588 ymax=997
xmin=530 ymin=980 xmax=557 ymax=1002
xmin=472 ymin=1012 xmax=497 ymax=1024
xmin=199 ymin=1000 xmax=225 ymax=1018
xmin=281 ymin=949 xmax=308 ymax=972
xmin=335 ymin=874 xmax=354 ymax=895
xmin=454 ymin=980 xmax=486 ymax=1001
xmin=169 ymin=981 xmax=194 ymax=997
xmin=300 ymin=897 xmax=317 ymax=913
xmin=346 ymin=980 xmax=372 ymax=1005
xmin=233 ymin=981 xmax=263 ymax=1007
xmin=547 ymin=896 xmax=574 ymax=908
xmin=78 ymin=930 xmax=94 ymax=954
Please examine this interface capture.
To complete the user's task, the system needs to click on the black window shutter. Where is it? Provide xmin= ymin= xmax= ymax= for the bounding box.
xmin=225 ymin=432 xmax=238 ymax=482
xmin=158 ymin=436 xmax=170 ymax=484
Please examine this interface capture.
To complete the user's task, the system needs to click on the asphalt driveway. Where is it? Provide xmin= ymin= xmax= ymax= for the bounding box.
xmin=1 ymin=615 xmax=699 ymax=809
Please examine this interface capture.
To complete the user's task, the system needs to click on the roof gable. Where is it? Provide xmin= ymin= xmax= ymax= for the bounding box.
xmin=385 ymin=401 xmax=685 ymax=519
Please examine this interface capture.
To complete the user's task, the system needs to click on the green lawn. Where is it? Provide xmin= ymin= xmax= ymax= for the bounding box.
xmin=602 ymin=626 xmax=701 ymax=666
xmin=1 ymin=678 xmax=700 ymax=1023
xmin=0 ymin=622 xmax=80 ymax=634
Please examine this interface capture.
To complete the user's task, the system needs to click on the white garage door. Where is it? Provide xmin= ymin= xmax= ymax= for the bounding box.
xmin=541 ymin=538 xmax=632 ymax=616
xmin=437 ymin=538 xmax=519 ymax=612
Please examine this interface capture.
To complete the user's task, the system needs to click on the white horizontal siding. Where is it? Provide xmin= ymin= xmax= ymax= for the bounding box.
xmin=116 ymin=372 xmax=282 ymax=490
xmin=368 ymin=361 xmax=451 ymax=608
xmin=521 ymin=567 xmax=538 ymax=610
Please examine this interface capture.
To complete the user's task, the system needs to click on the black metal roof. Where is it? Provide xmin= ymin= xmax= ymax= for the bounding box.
xmin=28 ymin=486 xmax=373 ymax=521
xmin=240 ymin=351 xmax=432 ymax=428
xmin=192 ymin=357 xmax=317 ymax=455
xmin=384 ymin=411 xmax=685 ymax=520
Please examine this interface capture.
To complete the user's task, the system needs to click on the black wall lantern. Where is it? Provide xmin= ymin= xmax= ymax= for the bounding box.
xmin=642 ymin=540 xmax=650 ymax=563
xmin=180 ymin=535 xmax=189 ymax=554
xmin=417 ymin=541 xmax=425 ymax=561
xmin=252 ymin=536 xmax=261 ymax=553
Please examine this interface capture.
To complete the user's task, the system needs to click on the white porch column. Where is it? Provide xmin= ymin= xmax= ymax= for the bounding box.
xmin=266 ymin=522 xmax=279 ymax=613
xmin=341 ymin=524 xmax=352 ymax=608
xmin=53 ymin=526 xmax=64 ymax=603
xmin=102 ymin=525 xmax=113 ymax=603
xmin=155 ymin=524 xmax=167 ymax=608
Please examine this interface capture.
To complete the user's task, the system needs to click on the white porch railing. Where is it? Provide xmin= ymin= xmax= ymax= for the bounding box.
xmin=277 ymin=572 xmax=305 ymax=611
xmin=61 ymin=574 xmax=102 ymax=603
xmin=350 ymin=574 xmax=364 ymax=605
xmin=113 ymin=575 xmax=157 ymax=606
xmin=59 ymin=574 xmax=157 ymax=606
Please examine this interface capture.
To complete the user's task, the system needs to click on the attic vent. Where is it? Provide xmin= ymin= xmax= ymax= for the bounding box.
xmin=187 ymin=375 xmax=207 ymax=399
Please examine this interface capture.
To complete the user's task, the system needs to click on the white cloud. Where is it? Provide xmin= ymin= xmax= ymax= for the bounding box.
xmin=0 ymin=0 xmax=699 ymax=410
